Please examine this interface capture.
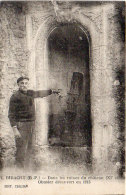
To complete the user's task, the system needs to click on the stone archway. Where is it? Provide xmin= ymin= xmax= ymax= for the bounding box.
xmin=30 ymin=14 xmax=99 ymax=168
xmin=27 ymin=3 xmax=119 ymax=173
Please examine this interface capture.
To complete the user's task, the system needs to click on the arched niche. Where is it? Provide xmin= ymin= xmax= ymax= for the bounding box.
xmin=47 ymin=23 xmax=92 ymax=147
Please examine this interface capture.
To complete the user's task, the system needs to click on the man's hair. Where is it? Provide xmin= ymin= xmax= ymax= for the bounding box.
xmin=17 ymin=76 xmax=29 ymax=84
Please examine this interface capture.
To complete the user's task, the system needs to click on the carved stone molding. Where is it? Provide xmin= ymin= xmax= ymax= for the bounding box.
xmin=51 ymin=1 xmax=73 ymax=22
xmin=51 ymin=1 xmax=102 ymax=30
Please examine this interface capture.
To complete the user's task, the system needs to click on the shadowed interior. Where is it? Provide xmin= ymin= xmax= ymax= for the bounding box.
xmin=48 ymin=23 xmax=92 ymax=147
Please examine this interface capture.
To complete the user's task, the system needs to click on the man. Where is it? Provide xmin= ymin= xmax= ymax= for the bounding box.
xmin=8 ymin=76 xmax=59 ymax=168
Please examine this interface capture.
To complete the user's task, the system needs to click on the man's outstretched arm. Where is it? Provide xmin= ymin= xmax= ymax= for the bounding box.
xmin=28 ymin=89 xmax=60 ymax=98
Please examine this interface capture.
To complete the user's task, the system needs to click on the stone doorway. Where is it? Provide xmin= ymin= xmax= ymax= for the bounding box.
xmin=48 ymin=23 xmax=91 ymax=147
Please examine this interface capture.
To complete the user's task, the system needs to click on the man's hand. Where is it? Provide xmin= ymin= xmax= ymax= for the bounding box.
xmin=52 ymin=89 xmax=61 ymax=95
xmin=12 ymin=126 xmax=21 ymax=139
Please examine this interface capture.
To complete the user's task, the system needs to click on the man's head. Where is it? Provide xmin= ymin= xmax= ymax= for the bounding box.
xmin=17 ymin=76 xmax=29 ymax=92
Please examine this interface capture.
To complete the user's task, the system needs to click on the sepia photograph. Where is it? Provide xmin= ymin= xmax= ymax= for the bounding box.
xmin=0 ymin=0 xmax=125 ymax=194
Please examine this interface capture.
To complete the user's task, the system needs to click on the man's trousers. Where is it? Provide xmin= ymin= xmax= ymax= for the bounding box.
xmin=15 ymin=121 xmax=35 ymax=167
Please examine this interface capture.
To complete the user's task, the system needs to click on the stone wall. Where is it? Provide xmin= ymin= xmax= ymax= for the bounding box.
xmin=0 ymin=2 xmax=29 ymax=167
xmin=0 ymin=1 xmax=125 ymax=175
xmin=106 ymin=3 xmax=125 ymax=175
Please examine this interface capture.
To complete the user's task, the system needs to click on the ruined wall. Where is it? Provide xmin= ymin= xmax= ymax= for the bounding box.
xmin=105 ymin=3 xmax=125 ymax=175
xmin=0 ymin=1 xmax=124 ymax=175
xmin=0 ymin=2 xmax=28 ymax=167
xmin=29 ymin=1 xmax=125 ymax=174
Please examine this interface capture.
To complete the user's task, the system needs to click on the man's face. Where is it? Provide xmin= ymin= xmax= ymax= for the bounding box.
xmin=18 ymin=79 xmax=29 ymax=92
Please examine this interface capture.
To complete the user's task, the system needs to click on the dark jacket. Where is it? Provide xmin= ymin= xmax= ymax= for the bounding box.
xmin=8 ymin=89 xmax=52 ymax=127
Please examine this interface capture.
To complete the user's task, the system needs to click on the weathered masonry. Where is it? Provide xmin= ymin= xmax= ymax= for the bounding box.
xmin=0 ymin=1 xmax=125 ymax=175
